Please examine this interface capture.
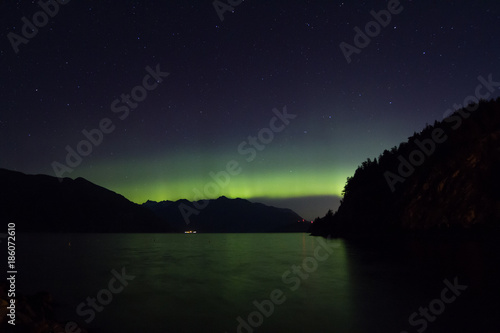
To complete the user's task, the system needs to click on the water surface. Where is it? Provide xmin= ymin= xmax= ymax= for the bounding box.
xmin=17 ymin=233 xmax=499 ymax=332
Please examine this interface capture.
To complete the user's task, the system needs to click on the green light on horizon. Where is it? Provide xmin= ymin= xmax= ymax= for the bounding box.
xmin=69 ymin=149 xmax=354 ymax=204
xmin=100 ymin=168 xmax=349 ymax=204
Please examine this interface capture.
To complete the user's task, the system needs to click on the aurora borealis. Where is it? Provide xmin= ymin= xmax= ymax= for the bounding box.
xmin=1 ymin=1 xmax=500 ymax=219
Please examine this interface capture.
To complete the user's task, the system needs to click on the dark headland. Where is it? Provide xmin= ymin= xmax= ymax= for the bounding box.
xmin=310 ymin=98 xmax=500 ymax=238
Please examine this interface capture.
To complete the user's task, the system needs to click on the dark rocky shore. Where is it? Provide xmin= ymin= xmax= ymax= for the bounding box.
xmin=0 ymin=281 xmax=89 ymax=333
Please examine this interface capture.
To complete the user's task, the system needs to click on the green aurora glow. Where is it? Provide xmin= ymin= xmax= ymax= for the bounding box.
xmin=78 ymin=156 xmax=352 ymax=204
xmin=66 ymin=122 xmax=401 ymax=214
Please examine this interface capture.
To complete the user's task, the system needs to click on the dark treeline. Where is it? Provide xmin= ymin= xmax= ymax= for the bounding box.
xmin=311 ymin=98 xmax=500 ymax=236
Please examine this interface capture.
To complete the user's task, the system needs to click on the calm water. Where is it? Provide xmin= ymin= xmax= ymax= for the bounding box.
xmin=17 ymin=233 xmax=500 ymax=333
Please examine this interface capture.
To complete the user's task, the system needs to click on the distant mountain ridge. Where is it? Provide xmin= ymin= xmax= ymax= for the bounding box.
xmin=0 ymin=169 xmax=307 ymax=233
xmin=0 ymin=168 xmax=172 ymax=232
xmin=143 ymin=196 xmax=308 ymax=232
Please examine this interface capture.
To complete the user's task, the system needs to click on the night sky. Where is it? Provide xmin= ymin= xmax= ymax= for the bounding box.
xmin=1 ymin=1 xmax=499 ymax=219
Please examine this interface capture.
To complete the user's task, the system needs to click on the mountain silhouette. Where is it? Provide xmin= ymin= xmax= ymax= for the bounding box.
xmin=0 ymin=169 xmax=172 ymax=232
xmin=143 ymin=196 xmax=307 ymax=232
xmin=0 ymin=169 xmax=307 ymax=233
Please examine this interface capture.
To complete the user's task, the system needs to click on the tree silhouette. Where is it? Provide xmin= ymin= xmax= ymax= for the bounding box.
xmin=312 ymin=98 xmax=500 ymax=236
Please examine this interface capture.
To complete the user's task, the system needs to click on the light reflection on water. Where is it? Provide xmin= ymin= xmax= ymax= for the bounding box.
xmin=17 ymin=233 xmax=499 ymax=332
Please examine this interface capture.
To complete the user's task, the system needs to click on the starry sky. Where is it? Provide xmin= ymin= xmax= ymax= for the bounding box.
xmin=1 ymin=1 xmax=499 ymax=220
